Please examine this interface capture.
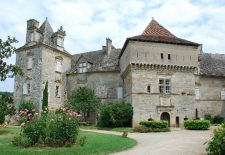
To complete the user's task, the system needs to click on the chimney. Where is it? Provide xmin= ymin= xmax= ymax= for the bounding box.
xmin=106 ymin=38 xmax=112 ymax=55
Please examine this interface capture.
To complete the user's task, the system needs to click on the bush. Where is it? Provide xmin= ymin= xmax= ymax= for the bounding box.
xmin=213 ymin=115 xmax=224 ymax=124
xmin=13 ymin=107 xmax=80 ymax=147
xmin=12 ymin=134 xmax=32 ymax=147
xmin=79 ymin=136 xmax=87 ymax=147
xmin=139 ymin=121 xmax=168 ymax=129
xmin=98 ymin=103 xmax=133 ymax=127
xmin=204 ymin=114 xmax=212 ymax=123
xmin=133 ymin=125 xmax=170 ymax=133
xmin=206 ymin=123 xmax=225 ymax=155
xmin=184 ymin=120 xmax=210 ymax=130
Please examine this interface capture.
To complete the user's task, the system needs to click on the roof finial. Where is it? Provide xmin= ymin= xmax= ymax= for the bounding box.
xmin=45 ymin=17 xmax=48 ymax=21
xmin=152 ymin=17 xmax=154 ymax=20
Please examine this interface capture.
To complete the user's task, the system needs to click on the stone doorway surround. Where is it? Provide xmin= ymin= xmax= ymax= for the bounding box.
xmin=160 ymin=112 xmax=170 ymax=127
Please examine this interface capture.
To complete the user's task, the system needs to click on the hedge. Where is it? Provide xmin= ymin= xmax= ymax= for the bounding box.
xmin=98 ymin=103 xmax=133 ymax=127
xmin=184 ymin=120 xmax=210 ymax=130
xmin=139 ymin=121 xmax=168 ymax=129
xmin=133 ymin=125 xmax=170 ymax=133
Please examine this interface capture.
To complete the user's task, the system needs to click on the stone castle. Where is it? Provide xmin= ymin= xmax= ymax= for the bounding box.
xmin=14 ymin=18 xmax=225 ymax=127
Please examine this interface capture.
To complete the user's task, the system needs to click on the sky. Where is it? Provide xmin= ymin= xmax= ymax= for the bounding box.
xmin=1 ymin=0 xmax=225 ymax=92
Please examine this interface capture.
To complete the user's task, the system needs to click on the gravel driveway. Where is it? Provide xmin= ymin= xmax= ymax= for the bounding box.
xmin=83 ymin=128 xmax=214 ymax=155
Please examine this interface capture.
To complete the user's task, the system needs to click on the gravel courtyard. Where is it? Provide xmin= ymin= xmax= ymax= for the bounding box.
xmin=83 ymin=127 xmax=214 ymax=155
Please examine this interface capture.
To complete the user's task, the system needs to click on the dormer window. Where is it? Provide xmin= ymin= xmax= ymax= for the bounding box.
xmin=79 ymin=63 xmax=87 ymax=73
xmin=55 ymin=59 xmax=62 ymax=72
xmin=57 ymin=36 xmax=63 ymax=47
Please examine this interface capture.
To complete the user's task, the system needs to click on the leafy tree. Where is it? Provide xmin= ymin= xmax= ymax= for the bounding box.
xmin=0 ymin=94 xmax=16 ymax=124
xmin=42 ymin=81 xmax=48 ymax=111
xmin=68 ymin=87 xmax=100 ymax=122
xmin=0 ymin=36 xmax=23 ymax=81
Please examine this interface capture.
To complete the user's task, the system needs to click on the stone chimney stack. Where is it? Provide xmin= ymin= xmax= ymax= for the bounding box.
xmin=26 ymin=19 xmax=39 ymax=44
xmin=106 ymin=38 xmax=112 ymax=55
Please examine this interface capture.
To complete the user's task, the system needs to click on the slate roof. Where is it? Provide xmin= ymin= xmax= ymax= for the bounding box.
xmin=17 ymin=19 xmax=70 ymax=56
xmin=69 ymin=47 xmax=121 ymax=73
xmin=119 ymin=19 xmax=200 ymax=58
xmin=200 ymin=53 xmax=225 ymax=77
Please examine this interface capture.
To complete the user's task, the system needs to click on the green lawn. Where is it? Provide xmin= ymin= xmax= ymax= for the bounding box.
xmin=80 ymin=125 xmax=134 ymax=132
xmin=0 ymin=127 xmax=137 ymax=155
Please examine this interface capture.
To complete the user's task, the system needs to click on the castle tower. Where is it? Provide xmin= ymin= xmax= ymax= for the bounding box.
xmin=14 ymin=18 xmax=71 ymax=111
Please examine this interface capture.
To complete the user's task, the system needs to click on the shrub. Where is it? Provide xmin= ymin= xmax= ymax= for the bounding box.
xmin=12 ymin=134 xmax=32 ymax=147
xmin=79 ymin=136 xmax=87 ymax=147
xmin=98 ymin=103 xmax=133 ymax=127
xmin=204 ymin=114 xmax=212 ymax=123
xmin=133 ymin=125 xmax=170 ymax=133
xmin=206 ymin=123 xmax=225 ymax=155
xmin=139 ymin=121 xmax=168 ymax=129
xmin=184 ymin=120 xmax=210 ymax=130
xmin=213 ymin=115 xmax=224 ymax=124
xmin=13 ymin=107 xmax=80 ymax=147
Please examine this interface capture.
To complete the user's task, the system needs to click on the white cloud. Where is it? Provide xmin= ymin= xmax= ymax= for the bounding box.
xmin=1 ymin=0 xmax=225 ymax=92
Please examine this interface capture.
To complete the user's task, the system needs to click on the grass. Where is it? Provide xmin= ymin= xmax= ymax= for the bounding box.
xmin=0 ymin=127 xmax=137 ymax=155
xmin=80 ymin=125 xmax=134 ymax=132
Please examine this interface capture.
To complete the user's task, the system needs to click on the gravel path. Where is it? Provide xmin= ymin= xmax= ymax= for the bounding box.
xmin=82 ymin=128 xmax=214 ymax=155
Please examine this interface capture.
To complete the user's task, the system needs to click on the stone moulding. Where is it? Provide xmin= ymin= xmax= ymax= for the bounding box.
xmin=131 ymin=63 xmax=196 ymax=72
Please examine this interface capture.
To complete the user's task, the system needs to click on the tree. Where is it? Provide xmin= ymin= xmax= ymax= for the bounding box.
xmin=0 ymin=94 xmax=16 ymax=124
xmin=68 ymin=87 xmax=100 ymax=122
xmin=42 ymin=81 xmax=48 ymax=111
xmin=0 ymin=36 xmax=23 ymax=81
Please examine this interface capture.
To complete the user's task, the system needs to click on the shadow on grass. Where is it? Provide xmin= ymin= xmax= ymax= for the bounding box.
xmin=0 ymin=130 xmax=11 ymax=135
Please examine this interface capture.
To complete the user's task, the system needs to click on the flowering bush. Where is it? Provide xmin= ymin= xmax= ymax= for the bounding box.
xmin=17 ymin=108 xmax=38 ymax=126
xmin=13 ymin=106 xmax=80 ymax=147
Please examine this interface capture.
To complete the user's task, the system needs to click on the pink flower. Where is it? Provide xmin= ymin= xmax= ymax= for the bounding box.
xmin=20 ymin=122 xmax=25 ymax=127
xmin=28 ymin=113 xmax=32 ymax=117
xmin=61 ymin=107 xmax=66 ymax=112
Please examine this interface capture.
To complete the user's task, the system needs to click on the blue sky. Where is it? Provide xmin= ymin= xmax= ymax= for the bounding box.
xmin=1 ymin=0 xmax=225 ymax=92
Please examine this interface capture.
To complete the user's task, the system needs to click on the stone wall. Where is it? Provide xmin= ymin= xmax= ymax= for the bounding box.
xmin=14 ymin=47 xmax=42 ymax=109
xmin=196 ymin=76 xmax=225 ymax=117
xmin=67 ymin=71 xmax=123 ymax=103
xmin=131 ymin=69 xmax=196 ymax=127
xmin=41 ymin=47 xmax=71 ymax=110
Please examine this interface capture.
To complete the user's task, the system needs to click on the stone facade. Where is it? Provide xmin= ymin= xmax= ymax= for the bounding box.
xmin=14 ymin=18 xmax=225 ymax=127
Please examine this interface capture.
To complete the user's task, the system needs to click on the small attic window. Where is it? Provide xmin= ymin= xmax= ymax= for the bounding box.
xmin=57 ymin=36 xmax=63 ymax=47
xmin=55 ymin=59 xmax=62 ymax=72
xmin=79 ymin=63 xmax=87 ymax=73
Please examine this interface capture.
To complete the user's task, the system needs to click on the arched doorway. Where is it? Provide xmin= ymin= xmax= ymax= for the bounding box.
xmin=160 ymin=112 xmax=170 ymax=127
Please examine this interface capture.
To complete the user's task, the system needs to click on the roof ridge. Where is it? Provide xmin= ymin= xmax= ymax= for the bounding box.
xmin=142 ymin=19 xmax=176 ymax=38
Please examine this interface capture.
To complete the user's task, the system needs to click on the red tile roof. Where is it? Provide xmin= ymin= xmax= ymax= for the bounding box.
xmin=119 ymin=19 xmax=200 ymax=58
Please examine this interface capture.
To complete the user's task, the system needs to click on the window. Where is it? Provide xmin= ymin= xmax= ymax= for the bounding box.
xmin=57 ymin=37 xmax=63 ymax=46
xmin=79 ymin=63 xmax=87 ymax=73
xmin=159 ymin=79 xmax=171 ymax=94
xmin=147 ymin=85 xmax=151 ymax=93
xmin=55 ymin=60 xmax=62 ymax=72
xmin=168 ymin=54 xmax=171 ymax=60
xmin=195 ymin=88 xmax=200 ymax=100
xmin=23 ymin=83 xmax=30 ymax=95
xmin=27 ymin=57 xmax=33 ymax=69
xmin=117 ymin=87 xmax=123 ymax=99
xmin=55 ymin=85 xmax=59 ymax=97
xmin=161 ymin=53 xmax=164 ymax=59
xmin=30 ymin=32 xmax=34 ymax=42
xmin=221 ymin=89 xmax=225 ymax=100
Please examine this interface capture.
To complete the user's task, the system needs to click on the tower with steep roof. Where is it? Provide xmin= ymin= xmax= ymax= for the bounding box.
xmin=119 ymin=18 xmax=202 ymax=127
xmin=14 ymin=18 xmax=71 ymax=111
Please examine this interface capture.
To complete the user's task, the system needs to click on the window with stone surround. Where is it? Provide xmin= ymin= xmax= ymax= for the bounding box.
xmin=195 ymin=88 xmax=200 ymax=100
xmin=168 ymin=54 xmax=171 ymax=60
xmin=147 ymin=85 xmax=151 ymax=93
xmin=55 ymin=85 xmax=60 ymax=97
xmin=27 ymin=57 xmax=33 ymax=69
xmin=161 ymin=53 xmax=164 ymax=59
xmin=159 ymin=79 xmax=171 ymax=94
xmin=79 ymin=63 xmax=87 ymax=73
xmin=55 ymin=59 xmax=62 ymax=72
xmin=30 ymin=32 xmax=34 ymax=42
xmin=23 ymin=83 xmax=31 ymax=95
